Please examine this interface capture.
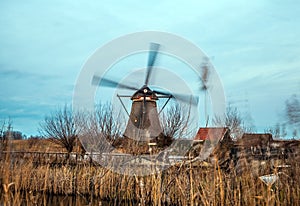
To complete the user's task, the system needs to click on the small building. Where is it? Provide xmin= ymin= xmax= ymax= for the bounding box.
xmin=235 ymin=133 xmax=272 ymax=148
xmin=191 ymin=127 xmax=233 ymax=169
xmin=231 ymin=133 xmax=300 ymax=175
xmin=194 ymin=127 xmax=231 ymax=143
xmin=233 ymin=133 xmax=300 ymax=159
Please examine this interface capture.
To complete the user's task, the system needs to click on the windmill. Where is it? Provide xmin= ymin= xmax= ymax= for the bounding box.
xmin=92 ymin=43 xmax=198 ymax=145
xmin=199 ymin=59 xmax=210 ymax=127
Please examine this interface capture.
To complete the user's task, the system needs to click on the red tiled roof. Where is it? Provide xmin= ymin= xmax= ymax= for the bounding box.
xmin=194 ymin=127 xmax=228 ymax=141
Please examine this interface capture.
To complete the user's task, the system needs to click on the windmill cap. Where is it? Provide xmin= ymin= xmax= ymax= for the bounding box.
xmin=131 ymin=85 xmax=158 ymax=100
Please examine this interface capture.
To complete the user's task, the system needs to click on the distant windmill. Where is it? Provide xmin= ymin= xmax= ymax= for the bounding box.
xmin=199 ymin=59 xmax=210 ymax=127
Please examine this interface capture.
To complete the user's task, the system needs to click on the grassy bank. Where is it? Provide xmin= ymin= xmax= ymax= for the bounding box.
xmin=1 ymin=152 xmax=300 ymax=206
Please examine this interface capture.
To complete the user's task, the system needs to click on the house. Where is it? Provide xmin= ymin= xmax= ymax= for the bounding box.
xmin=191 ymin=127 xmax=233 ymax=169
xmin=235 ymin=133 xmax=272 ymax=147
xmin=194 ymin=127 xmax=231 ymax=143
xmin=230 ymin=133 xmax=300 ymax=175
xmin=233 ymin=133 xmax=300 ymax=159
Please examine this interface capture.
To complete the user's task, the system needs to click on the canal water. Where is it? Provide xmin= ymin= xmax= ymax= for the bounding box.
xmin=0 ymin=194 xmax=118 ymax=206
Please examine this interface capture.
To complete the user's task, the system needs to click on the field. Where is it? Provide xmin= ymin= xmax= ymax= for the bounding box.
xmin=1 ymin=139 xmax=300 ymax=205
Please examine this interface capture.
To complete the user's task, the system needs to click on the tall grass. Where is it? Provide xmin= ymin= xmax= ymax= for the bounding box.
xmin=1 ymin=153 xmax=300 ymax=205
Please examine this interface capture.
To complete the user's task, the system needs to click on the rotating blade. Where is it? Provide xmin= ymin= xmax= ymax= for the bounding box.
xmin=153 ymin=89 xmax=171 ymax=96
xmin=200 ymin=62 xmax=210 ymax=91
xmin=144 ymin=43 xmax=160 ymax=86
xmin=174 ymin=93 xmax=199 ymax=105
xmin=92 ymin=75 xmax=139 ymax=91
xmin=153 ymin=89 xmax=198 ymax=105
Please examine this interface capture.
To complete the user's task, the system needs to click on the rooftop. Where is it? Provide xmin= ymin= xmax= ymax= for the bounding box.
xmin=194 ymin=127 xmax=229 ymax=142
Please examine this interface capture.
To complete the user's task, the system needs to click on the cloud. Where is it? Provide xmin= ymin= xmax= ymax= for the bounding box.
xmin=0 ymin=0 xmax=300 ymax=135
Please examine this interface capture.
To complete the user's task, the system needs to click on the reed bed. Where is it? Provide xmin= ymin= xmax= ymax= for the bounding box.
xmin=1 ymin=153 xmax=300 ymax=205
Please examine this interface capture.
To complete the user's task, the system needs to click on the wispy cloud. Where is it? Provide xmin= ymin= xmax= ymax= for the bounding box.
xmin=0 ymin=0 xmax=299 ymax=135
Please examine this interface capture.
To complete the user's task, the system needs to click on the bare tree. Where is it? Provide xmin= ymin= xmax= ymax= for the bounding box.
xmin=214 ymin=105 xmax=245 ymax=140
xmin=161 ymin=104 xmax=185 ymax=138
xmin=158 ymin=103 xmax=193 ymax=148
xmin=94 ymin=103 xmax=123 ymax=141
xmin=39 ymin=105 xmax=80 ymax=155
xmin=265 ymin=123 xmax=287 ymax=139
xmin=77 ymin=103 xmax=124 ymax=154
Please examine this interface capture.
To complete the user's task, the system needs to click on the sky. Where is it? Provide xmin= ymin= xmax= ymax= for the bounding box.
xmin=0 ymin=0 xmax=300 ymax=137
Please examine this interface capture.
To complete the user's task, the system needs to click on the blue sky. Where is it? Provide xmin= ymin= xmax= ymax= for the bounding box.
xmin=0 ymin=0 xmax=300 ymax=136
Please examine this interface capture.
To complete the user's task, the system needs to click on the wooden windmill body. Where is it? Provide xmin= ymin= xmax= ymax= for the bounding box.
xmin=124 ymin=85 xmax=163 ymax=141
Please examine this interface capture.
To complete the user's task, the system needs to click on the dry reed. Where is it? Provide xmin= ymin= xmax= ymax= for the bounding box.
xmin=1 ymin=152 xmax=300 ymax=205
